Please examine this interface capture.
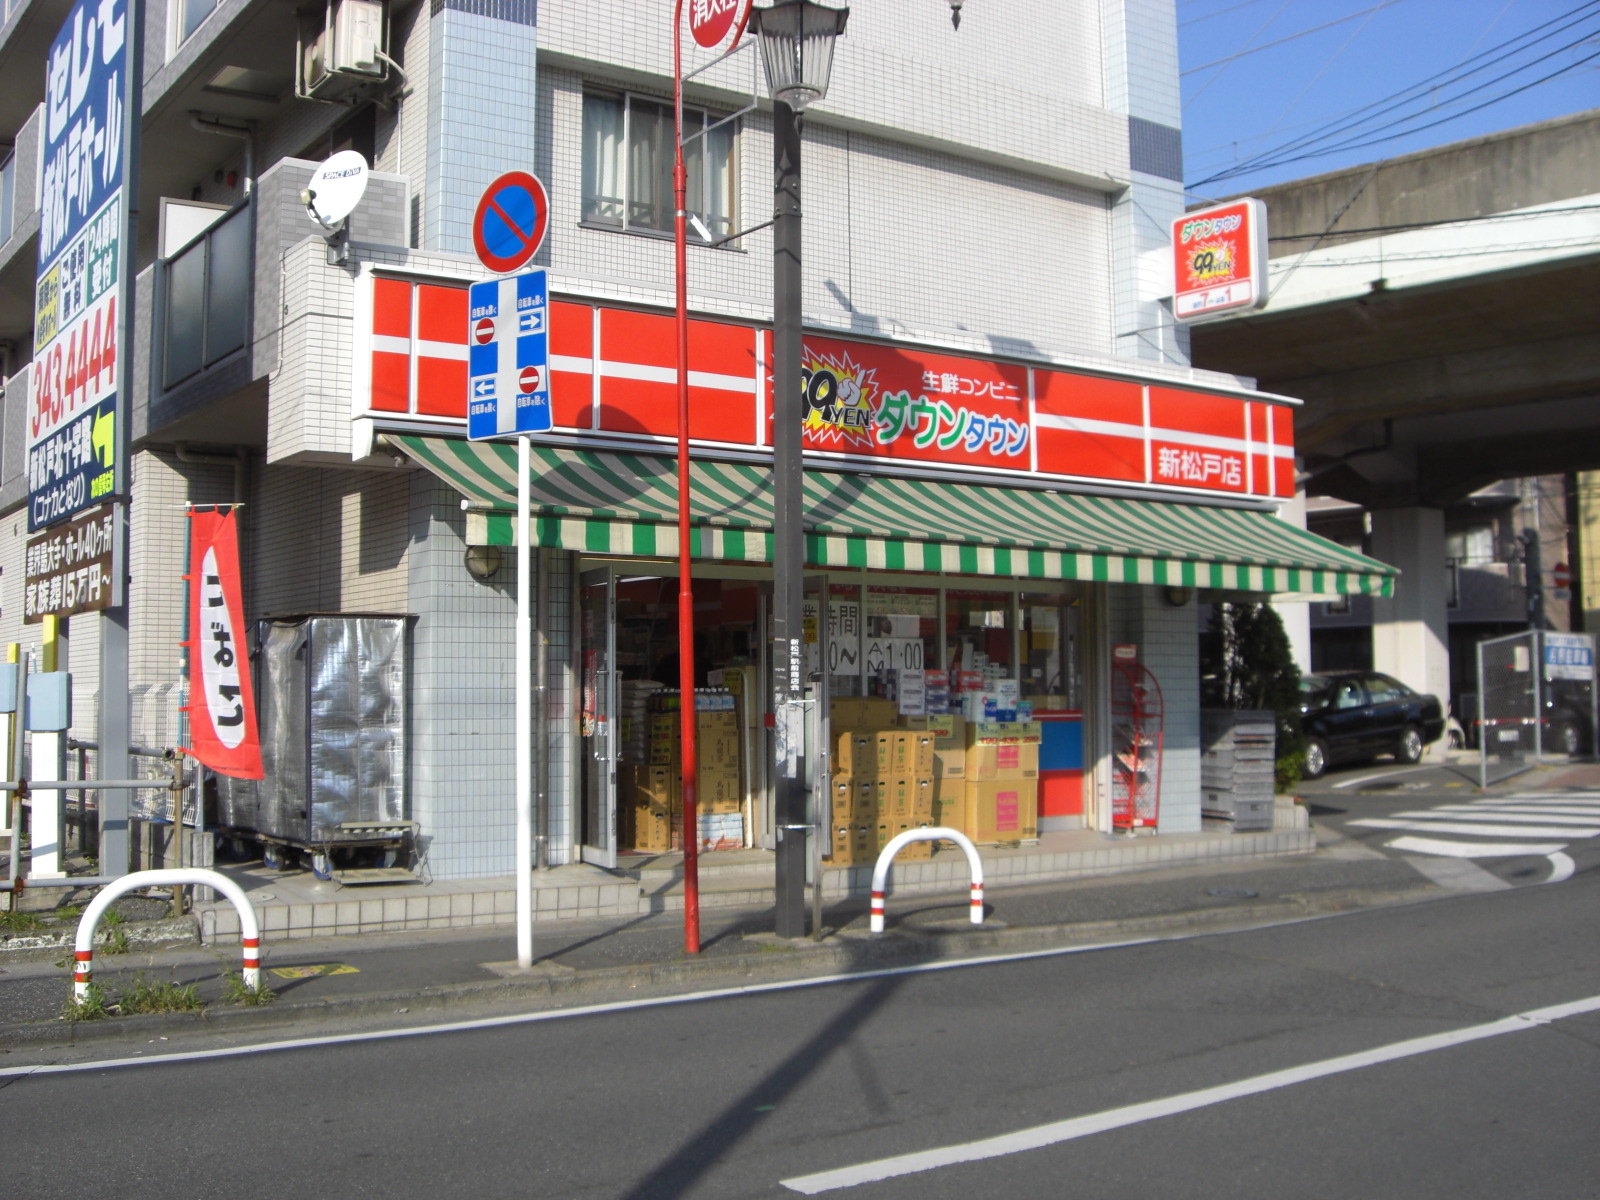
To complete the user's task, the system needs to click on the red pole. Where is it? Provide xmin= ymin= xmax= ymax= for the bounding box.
xmin=673 ymin=0 xmax=700 ymax=954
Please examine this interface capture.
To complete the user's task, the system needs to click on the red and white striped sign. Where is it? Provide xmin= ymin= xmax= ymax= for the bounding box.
xmin=351 ymin=273 xmax=1297 ymax=500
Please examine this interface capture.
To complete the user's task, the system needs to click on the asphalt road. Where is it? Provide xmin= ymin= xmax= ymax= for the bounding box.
xmin=3 ymin=857 xmax=1597 ymax=1198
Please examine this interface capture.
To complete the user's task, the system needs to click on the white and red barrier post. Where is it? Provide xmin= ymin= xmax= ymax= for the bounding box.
xmin=869 ymin=827 xmax=984 ymax=934
xmin=73 ymin=868 xmax=262 ymax=1002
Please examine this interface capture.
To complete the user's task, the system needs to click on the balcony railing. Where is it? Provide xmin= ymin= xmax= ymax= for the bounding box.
xmin=162 ymin=204 xmax=251 ymax=390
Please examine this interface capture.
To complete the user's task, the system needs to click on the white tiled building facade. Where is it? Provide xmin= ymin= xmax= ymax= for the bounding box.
xmin=0 ymin=0 xmax=1297 ymax=879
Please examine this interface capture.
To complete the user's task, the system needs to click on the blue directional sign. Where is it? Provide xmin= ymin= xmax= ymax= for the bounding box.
xmin=468 ymin=269 xmax=551 ymax=440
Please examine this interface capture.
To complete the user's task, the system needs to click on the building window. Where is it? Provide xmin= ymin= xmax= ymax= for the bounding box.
xmin=1445 ymin=524 xmax=1495 ymax=566
xmin=176 ymin=0 xmax=220 ymax=46
xmin=582 ymin=90 xmax=736 ymax=243
xmin=0 ymin=150 xmax=13 ymax=247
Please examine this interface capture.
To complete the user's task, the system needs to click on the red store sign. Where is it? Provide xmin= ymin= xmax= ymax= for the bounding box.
xmin=352 ymin=272 xmax=1296 ymax=501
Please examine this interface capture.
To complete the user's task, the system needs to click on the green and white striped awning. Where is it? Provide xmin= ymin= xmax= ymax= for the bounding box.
xmin=389 ymin=436 xmax=1396 ymax=597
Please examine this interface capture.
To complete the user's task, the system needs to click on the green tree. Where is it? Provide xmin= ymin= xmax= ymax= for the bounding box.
xmin=1201 ymin=601 xmax=1305 ymax=791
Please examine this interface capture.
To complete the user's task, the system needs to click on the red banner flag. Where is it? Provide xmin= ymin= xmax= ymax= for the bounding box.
xmin=183 ymin=508 xmax=263 ymax=779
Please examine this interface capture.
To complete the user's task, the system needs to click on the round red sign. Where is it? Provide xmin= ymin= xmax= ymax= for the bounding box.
xmin=473 ymin=317 xmax=495 ymax=345
xmin=1552 ymin=562 xmax=1571 ymax=588
xmin=519 ymin=366 xmax=543 ymax=394
xmin=688 ymin=0 xmax=751 ymax=49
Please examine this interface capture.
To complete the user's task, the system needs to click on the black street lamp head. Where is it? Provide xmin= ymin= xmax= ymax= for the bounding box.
xmin=750 ymin=0 xmax=850 ymax=112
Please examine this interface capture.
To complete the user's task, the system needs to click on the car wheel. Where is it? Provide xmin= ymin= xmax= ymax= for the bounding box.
xmin=1303 ymin=737 xmax=1328 ymax=780
xmin=1554 ymin=722 xmax=1581 ymax=757
xmin=1396 ymin=725 xmax=1424 ymax=764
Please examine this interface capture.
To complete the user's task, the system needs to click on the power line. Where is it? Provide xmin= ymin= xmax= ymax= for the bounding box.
xmin=1188 ymin=2 xmax=1600 ymax=185
xmin=1180 ymin=1 xmax=1408 ymax=76
xmin=1198 ymin=30 xmax=1600 ymax=184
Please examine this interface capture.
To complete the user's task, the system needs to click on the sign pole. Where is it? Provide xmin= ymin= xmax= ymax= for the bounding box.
xmin=673 ymin=0 xmax=701 ymax=954
xmin=516 ymin=433 xmax=533 ymax=967
xmin=99 ymin=0 xmax=143 ymax=877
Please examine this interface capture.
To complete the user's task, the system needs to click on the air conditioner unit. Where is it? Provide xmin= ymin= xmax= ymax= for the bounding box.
xmin=297 ymin=0 xmax=387 ymax=103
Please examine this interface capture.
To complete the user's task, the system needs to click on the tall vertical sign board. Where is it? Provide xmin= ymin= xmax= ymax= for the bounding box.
xmin=31 ymin=0 xmax=130 ymax=531
xmin=33 ymin=0 xmax=139 ymax=876
xmin=467 ymin=271 xmax=551 ymax=439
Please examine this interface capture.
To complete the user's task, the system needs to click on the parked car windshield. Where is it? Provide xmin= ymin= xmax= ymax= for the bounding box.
xmin=1299 ymin=675 xmax=1334 ymax=710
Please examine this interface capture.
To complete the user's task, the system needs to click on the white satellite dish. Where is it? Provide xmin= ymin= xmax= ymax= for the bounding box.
xmin=302 ymin=150 xmax=370 ymax=229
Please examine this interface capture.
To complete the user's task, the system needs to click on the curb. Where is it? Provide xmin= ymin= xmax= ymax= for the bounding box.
xmin=0 ymin=883 xmax=1437 ymax=1052
xmin=0 ymin=917 xmax=198 ymax=956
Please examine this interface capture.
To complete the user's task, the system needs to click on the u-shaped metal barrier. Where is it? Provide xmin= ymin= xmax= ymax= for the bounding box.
xmin=73 ymin=869 xmax=262 ymax=1001
xmin=869 ymin=827 xmax=984 ymax=933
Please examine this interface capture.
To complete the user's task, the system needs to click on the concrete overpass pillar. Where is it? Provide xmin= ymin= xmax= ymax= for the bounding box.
xmin=1272 ymin=487 xmax=1313 ymax=673
xmin=1370 ymin=507 xmax=1450 ymax=754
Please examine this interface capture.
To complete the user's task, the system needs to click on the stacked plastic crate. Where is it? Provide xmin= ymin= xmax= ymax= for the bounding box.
xmin=1201 ymin=710 xmax=1276 ymax=832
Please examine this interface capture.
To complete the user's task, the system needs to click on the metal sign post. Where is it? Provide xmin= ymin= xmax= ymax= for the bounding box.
xmin=468 ymin=173 xmax=550 ymax=969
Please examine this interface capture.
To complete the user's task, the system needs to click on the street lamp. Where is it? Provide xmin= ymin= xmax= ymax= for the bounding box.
xmin=748 ymin=0 xmax=848 ymax=939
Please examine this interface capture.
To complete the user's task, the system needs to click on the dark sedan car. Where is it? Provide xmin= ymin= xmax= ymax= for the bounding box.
xmin=1299 ymin=670 xmax=1447 ymax=779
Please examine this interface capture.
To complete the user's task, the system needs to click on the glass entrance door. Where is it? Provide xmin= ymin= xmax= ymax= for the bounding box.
xmin=579 ymin=568 xmax=618 ymax=867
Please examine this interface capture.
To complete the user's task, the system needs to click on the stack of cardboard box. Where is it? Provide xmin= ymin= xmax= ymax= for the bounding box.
xmin=621 ymin=690 xmax=744 ymax=853
xmin=960 ymin=721 xmax=1041 ymax=844
xmin=826 ymin=699 xmax=937 ymax=865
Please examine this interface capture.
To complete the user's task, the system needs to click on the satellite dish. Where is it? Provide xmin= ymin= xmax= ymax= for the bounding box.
xmin=302 ymin=150 xmax=370 ymax=229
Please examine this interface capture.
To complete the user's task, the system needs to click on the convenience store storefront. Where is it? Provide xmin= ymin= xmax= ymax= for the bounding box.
xmin=356 ymin=273 xmax=1396 ymax=869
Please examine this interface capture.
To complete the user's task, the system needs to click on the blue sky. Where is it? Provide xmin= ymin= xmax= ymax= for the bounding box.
xmin=1177 ymin=0 xmax=1600 ymax=199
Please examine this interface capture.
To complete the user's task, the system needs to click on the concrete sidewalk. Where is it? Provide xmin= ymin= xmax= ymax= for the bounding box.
xmin=0 ymin=759 xmax=1592 ymax=1055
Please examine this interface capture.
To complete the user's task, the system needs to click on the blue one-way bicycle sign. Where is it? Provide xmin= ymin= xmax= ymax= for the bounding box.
xmin=468 ymin=270 xmax=551 ymax=439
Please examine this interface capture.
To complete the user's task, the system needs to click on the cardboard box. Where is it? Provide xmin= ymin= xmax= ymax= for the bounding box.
xmin=965 ymin=721 xmax=1043 ymax=781
xmin=631 ymin=764 xmax=679 ymax=809
xmin=933 ymin=746 xmax=966 ymax=783
xmin=962 ymin=780 xmax=1039 ymax=844
xmin=908 ymin=732 xmax=934 ymax=775
xmin=834 ymin=730 xmax=874 ymax=775
xmin=633 ymin=804 xmax=675 ymax=852
xmin=831 ymin=698 xmax=900 ymax=730
xmin=911 ymin=775 xmax=935 ymax=823
xmin=932 ymin=776 xmax=966 ymax=832
xmin=872 ymin=775 xmax=917 ymax=821
xmin=828 ymin=776 xmax=874 ymax=821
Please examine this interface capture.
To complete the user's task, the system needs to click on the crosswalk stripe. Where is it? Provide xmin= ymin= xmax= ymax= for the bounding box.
xmin=1349 ymin=818 xmax=1600 ymax=839
xmin=1434 ymin=804 xmax=1600 ymax=818
xmin=1385 ymin=836 xmax=1568 ymax=858
xmin=1388 ymin=809 xmax=1600 ymax=827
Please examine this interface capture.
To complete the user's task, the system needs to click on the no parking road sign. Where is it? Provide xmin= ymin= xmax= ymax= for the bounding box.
xmin=467 ymin=270 xmax=550 ymax=439
xmin=472 ymin=171 xmax=549 ymax=274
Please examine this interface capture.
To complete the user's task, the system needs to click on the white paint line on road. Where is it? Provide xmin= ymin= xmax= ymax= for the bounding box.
xmin=0 ymin=935 xmax=1165 ymax=1080
xmin=1400 ymin=855 xmax=1513 ymax=891
xmin=1387 ymin=810 xmax=1600 ymax=827
xmin=1349 ymin=818 xmax=1600 ymax=839
xmin=1384 ymin=836 xmax=1568 ymax=858
xmin=780 ymin=994 xmax=1600 ymax=1195
xmin=1438 ymin=804 xmax=1600 ymax=817
xmin=1546 ymin=853 xmax=1576 ymax=884
xmin=1331 ymin=766 xmax=1436 ymax=790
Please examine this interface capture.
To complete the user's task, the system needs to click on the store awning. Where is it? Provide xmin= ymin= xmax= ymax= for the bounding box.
xmin=388 ymin=435 xmax=1396 ymax=597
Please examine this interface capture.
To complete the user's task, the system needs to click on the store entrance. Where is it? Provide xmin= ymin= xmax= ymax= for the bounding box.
xmin=578 ymin=566 xmax=767 ymax=860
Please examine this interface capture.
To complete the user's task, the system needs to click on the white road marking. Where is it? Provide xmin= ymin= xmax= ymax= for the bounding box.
xmin=1400 ymin=855 xmax=1512 ymax=891
xmin=1386 ymin=810 xmax=1600 ymax=828
xmin=1433 ymin=804 xmax=1600 ymax=817
xmin=1331 ymin=765 xmax=1436 ymax=790
xmin=1384 ymin=836 xmax=1568 ymax=858
xmin=1546 ymin=852 xmax=1576 ymax=884
xmin=1350 ymin=818 xmax=1600 ymax=839
xmin=780 ymin=994 xmax=1600 ymax=1194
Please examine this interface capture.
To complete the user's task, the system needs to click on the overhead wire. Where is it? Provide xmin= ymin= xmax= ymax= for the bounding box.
xmin=1199 ymin=29 xmax=1600 ymax=183
xmin=1188 ymin=1 xmax=1600 ymax=185
xmin=1180 ymin=1 xmax=1408 ymax=76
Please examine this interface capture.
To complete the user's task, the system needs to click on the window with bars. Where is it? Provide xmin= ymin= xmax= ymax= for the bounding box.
xmin=582 ymin=90 xmax=736 ymax=243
